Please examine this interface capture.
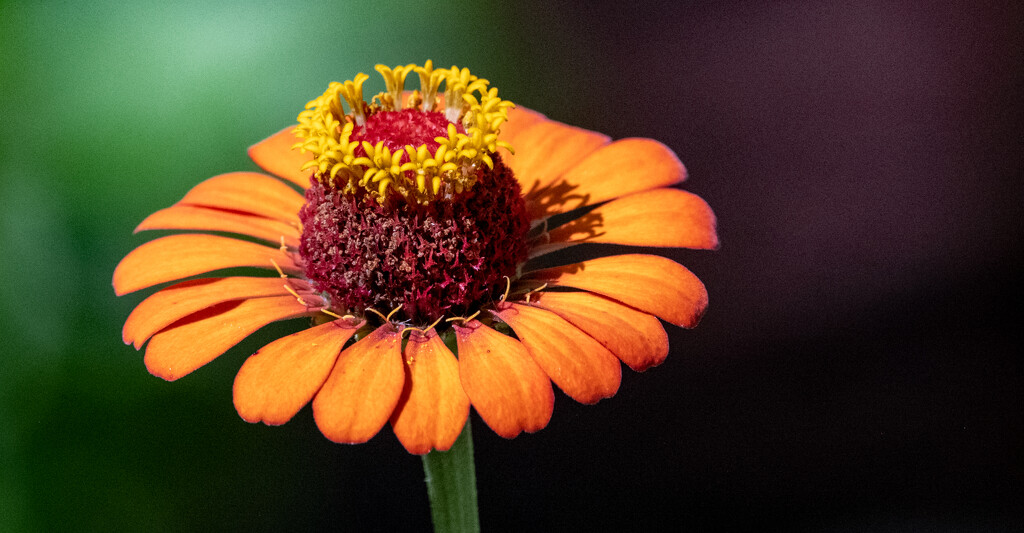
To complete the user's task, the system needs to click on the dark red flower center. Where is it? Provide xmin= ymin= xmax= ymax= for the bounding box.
xmin=298 ymin=112 xmax=529 ymax=325
xmin=350 ymin=109 xmax=459 ymax=153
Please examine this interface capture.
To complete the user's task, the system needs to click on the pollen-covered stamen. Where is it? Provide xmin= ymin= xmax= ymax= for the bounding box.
xmin=416 ymin=60 xmax=445 ymax=112
xmin=375 ymin=63 xmax=416 ymax=111
xmin=442 ymin=67 xmax=485 ymax=123
xmin=339 ymin=73 xmax=370 ymax=126
xmin=293 ymin=61 xmax=515 ymax=204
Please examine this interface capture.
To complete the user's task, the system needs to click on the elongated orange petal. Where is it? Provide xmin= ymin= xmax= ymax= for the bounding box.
xmin=144 ymin=295 xmax=315 ymax=381
xmin=526 ymin=138 xmax=686 ymax=219
xmin=527 ymin=254 xmax=708 ymax=328
xmin=312 ymin=326 xmax=405 ymax=444
xmin=492 ymin=303 xmax=620 ymax=404
xmin=506 ymin=120 xmax=610 ymax=198
xmin=390 ymin=330 xmax=470 ymax=454
xmin=532 ymin=188 xmax=719 ymax=257
xmin=498 ymin=106 xmax=548 ymax=149
xmin=124 ymin=276 xmax=308 ymax=349
xmin=248 ymin=127 xmax=315 ymax=188
xmin=233 ymin=318 xmax=363 ymax=426
xmin=531 ymin=291 xmax=669 ymax=372
xmin=113 ymin=234 xmax=299 ymax=295
xmin=135 ymin=205 xmax=301 ymax=248
xmin=454 ymin=320 xmax=554 ymax=438
xmin=179 ymin=172 xmax=305 ymax=223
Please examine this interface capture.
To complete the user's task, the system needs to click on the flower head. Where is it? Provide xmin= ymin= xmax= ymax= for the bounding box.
xmin=113 ymin=62 xmax=718 ymax=454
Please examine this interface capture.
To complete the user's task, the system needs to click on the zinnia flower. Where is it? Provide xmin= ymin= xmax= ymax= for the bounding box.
xmin=113 ymin=62 xmax=718 ymax=454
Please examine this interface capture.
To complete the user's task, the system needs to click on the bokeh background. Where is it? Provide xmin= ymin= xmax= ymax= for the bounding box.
xmin=1 ymin=0 xmax=1020 ymax=530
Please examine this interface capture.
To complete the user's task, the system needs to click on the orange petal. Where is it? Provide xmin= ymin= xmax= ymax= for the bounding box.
xmin=135 ymin=205 xmax=301 ymax=248
xmin=113 ymin=234 xmax=299 ymax=295
xmin=531 ymin=291 xmax=669 ymax=372
xmin=532 ymin=188 xmax=719 ymax=257
xmin=390 ymin=330 xmax=470 ymax=454
xmin=526 ymin=138 xmax=686 ymax=219
xmin=124 ymin=276 xmax=308 ymax=349
xmin=505 ymin=120 xmax=610 ymax=198
xmin=527 ymin=254 xmax=708 ymax=328
xmin=144 ymin=295 xmax=315 ymax=381
xmin=233 ymin=317 xmax=363 ymax=426
xmin=179 ymin=172 xmax=305 ymax=223
xmin=454 ymin=320 xmax=554 ymax=438
xmin=247 ymin=127 xmax=315 ymax=188
xmin=498 ymin=106 xmax=548 ymax=150
xmin=312 ymin=326 xmax=405 ymax=444
xmin=492 ymin=303 xmax=620 ymax=404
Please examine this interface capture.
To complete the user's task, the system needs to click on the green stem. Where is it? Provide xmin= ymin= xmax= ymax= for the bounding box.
xmin=421 ymin=419 xmax=480 ymax=533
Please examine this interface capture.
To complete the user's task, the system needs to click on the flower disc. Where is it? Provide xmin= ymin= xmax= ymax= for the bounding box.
xmin=299 ymin=155 xmax=530 ymax=324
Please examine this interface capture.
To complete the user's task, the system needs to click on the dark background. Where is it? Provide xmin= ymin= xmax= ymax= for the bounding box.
xmin=1 ymin=1 xmax=1020 ymax=530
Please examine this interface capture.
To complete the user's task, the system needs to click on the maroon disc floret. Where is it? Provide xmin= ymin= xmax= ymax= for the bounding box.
xmin=298 ymin=153 xmax=530 ymax=325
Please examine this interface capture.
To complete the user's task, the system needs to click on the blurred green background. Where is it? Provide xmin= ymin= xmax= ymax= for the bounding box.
xmin=3 ymin=0 xmax=1021 ymax=531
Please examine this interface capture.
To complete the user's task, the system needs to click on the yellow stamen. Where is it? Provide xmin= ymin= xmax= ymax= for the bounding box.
xmin=365 ymin=307 xmax=389 ymax=322
xmin=339 ymin=73 xmax=370 ymax=126
xmin=416 ymin=60 xmax=445 ymax=112
xmin=498 ymin=276 xmax=511 ymax=303
xmin=320 ymin=308 xmax=343 ymax=319
xmin=385 ymin=304 xmax=404 ymax=322
xmin=269 ymin=258 xmax=287 ymax=278
xmin=375 ymin=63 xmax=416 ymax=111
xmin=445 ymin=310 xmax=481 ymax=325
xmin=401 ymin=315 xmax=446 ymax=337
xmin=294 ymin=62 xmax=515 ymax=204
xmin=523 ymin=283 xmax=548 ymax=304
xmin=283 ymin=284 xmax=310 ymax=307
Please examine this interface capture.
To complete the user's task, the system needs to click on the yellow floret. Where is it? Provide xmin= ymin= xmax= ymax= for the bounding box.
xmin=293 ymin=61 xmax=515 ymax=204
